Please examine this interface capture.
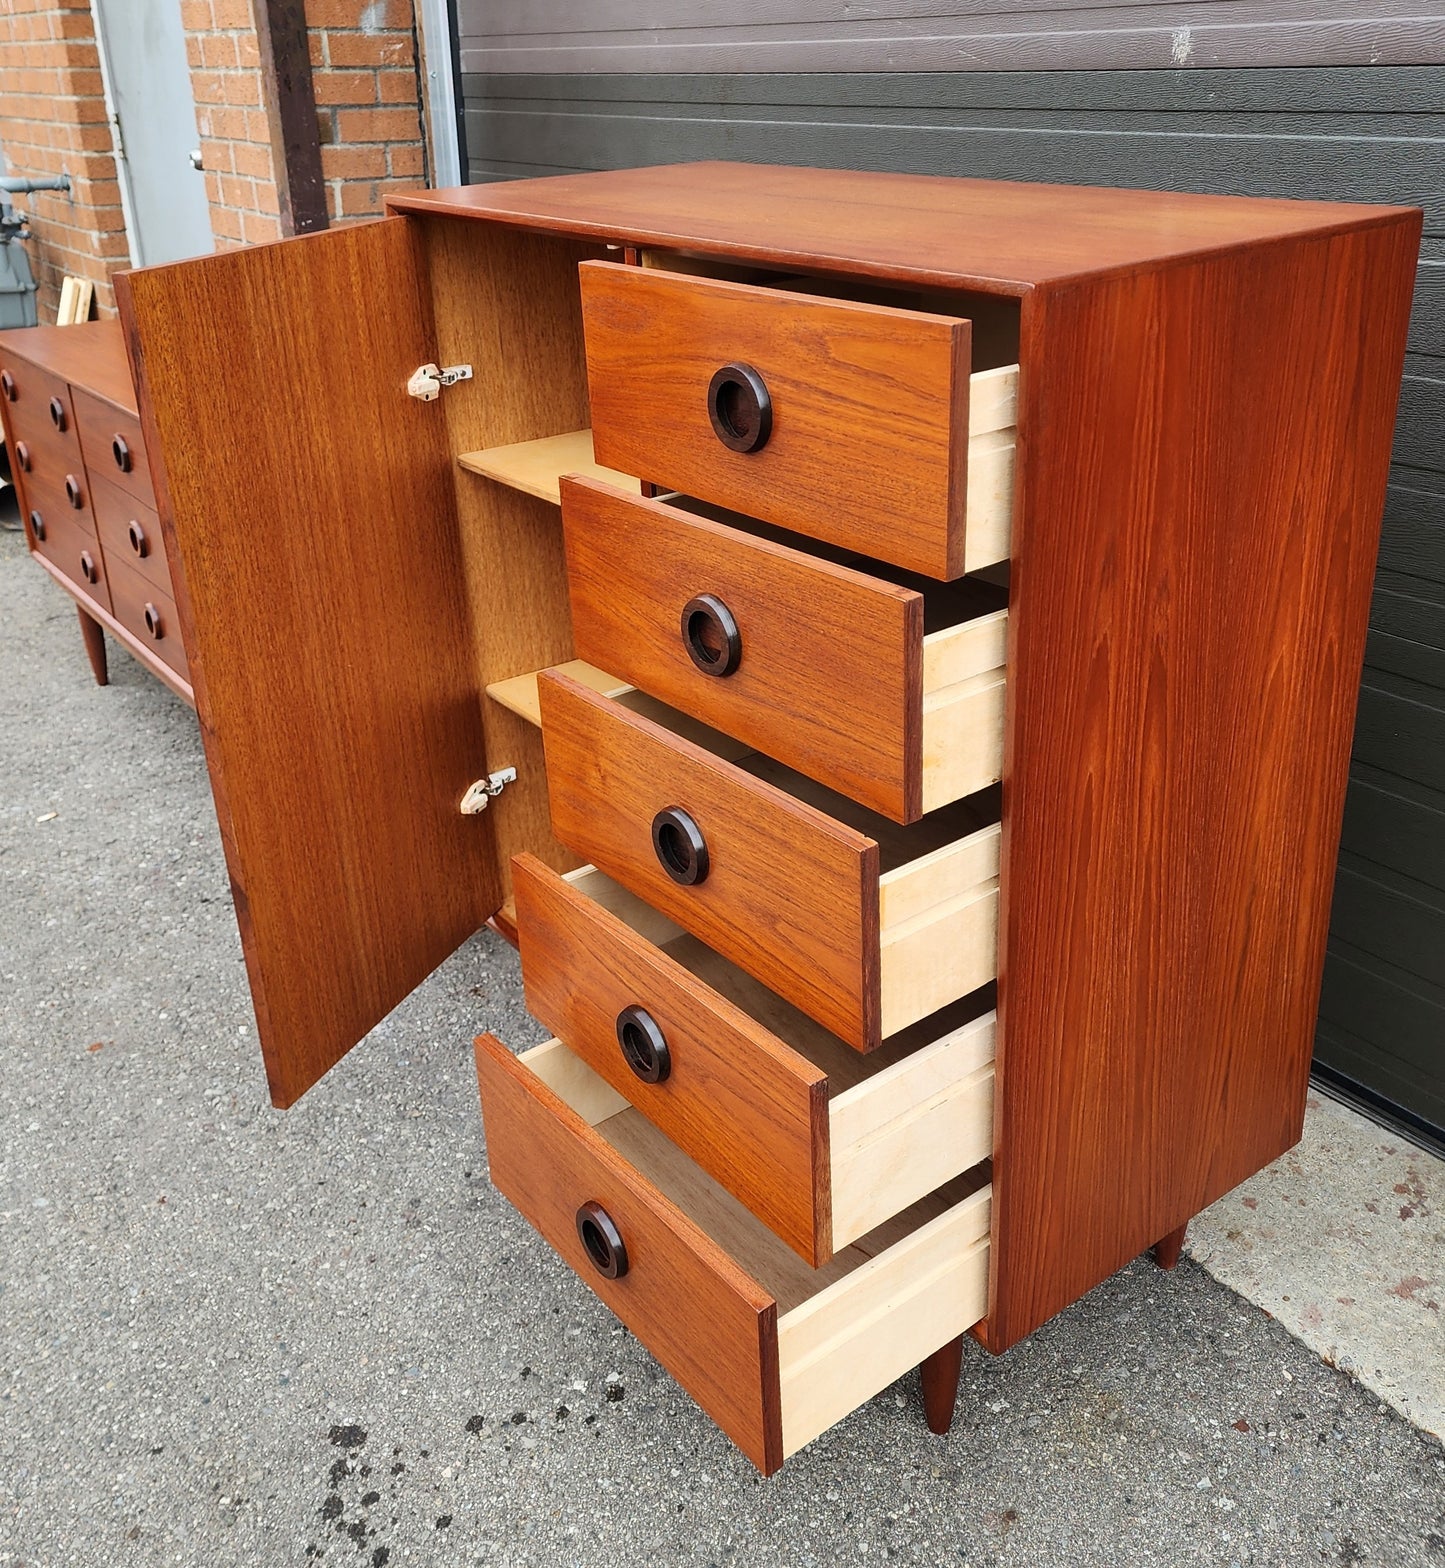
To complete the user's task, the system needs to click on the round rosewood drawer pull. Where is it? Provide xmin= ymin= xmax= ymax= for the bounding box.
xmin=29 ymin=509 xmax=45 ymax=542
xmin=143 ymin=603 xmax=164 ymax=640
xmin=49 ymin=396 xmax=66 ymax=431
xmin=127 ymin=519 xmax=149 ymax=558
xmin=682 ymin=593 xmax=741 ymax=678
xmin=707 ymin=362 xmax=772 ymax=454
xmin=112 ymin=434 xmax=133 ymax=472
xmin=652 ymin=806 xmax=709 ymax=886
xmin=79 ymin=549 xmax=98 ymax=585
xmin=1 ymin=370 xmax=15 ymax=401
xmin=64 ymin=474 xmax=84 ymax=509
xmin=575 ymin=1201 xmax=628 ymax=1280
xmin=616 ymin=1005 xmax=671 ymax=1084
xmin=14 ymin=440 xmax=30 ymax=472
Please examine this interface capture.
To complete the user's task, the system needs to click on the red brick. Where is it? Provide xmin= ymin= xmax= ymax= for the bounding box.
xmin=335 ymin=106 xmax=418 ymax=143
xmin=222 ymin=70 xmax=262 ymax=107
xmin=321 ymin=142 xmax=386 ymax=179
xmin=312 ymin=67 xmax=373 ymax=106
xmin=376 ymin=68 xmax=417 ymax=104
xmin=386 ymin=142 xmax=424 ymax=178
xmin=324 ymin=29 xmax=414 ymax=68
xmin=241 ymin=209 xmax=281 ymax=245
xmin=230 ymin=140 xmax=272 ymax=179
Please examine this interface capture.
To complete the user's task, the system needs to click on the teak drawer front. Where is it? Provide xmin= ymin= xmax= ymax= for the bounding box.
xmin=514 ymin=855 xmax=997 ymax=1266
xmin=106 ymin=554 xmax=188 ymax=680
xmin=538 ymin=672 xmax=1001 ymax=1050
xmin=560 ymin=475 xmax=1007 ymax=822
xmin=29 ymin=501 xmax=110 ymax=613
xmin=475 ymin=1033 xmax=992 ymax=1475
xmin=90 ymin=470 xmax=171 ymax=594
xmin=580 ymin=261 xmax=1016 ymax=580
xmin=475 ymin=1031 xmax=782 ymax=1471
xmin=71 ymin=386 xmax=152 ymax=507
xmin=1 ymin=357 xmax=84 ymax=488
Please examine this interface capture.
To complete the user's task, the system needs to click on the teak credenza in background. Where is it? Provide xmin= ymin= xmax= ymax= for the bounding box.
xmin=0 ymin=319 xmax=193 ymax=705
xmin=113 ymin=164 xmax=1418 ymax=1475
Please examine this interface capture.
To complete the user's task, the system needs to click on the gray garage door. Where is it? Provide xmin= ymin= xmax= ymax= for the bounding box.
xmin=453 ymin=26 xmax=1445 ymax=1149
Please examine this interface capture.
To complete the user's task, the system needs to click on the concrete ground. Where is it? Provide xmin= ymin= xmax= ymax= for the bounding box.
xmin=2 ymin=521 xmax=1443 ymax=1568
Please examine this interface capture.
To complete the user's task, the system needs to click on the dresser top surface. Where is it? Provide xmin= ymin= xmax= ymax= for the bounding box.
xmin=0 ymin=318 xmax=134 ymax=412
xmin=389 ymin=161 xmax=1417 ymax=294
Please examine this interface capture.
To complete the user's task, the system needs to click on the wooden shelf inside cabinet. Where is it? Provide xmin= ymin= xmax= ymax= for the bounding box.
xmin=486 ymin=660 xmax=635 ymax=727
xmin=457 ymin=430 xmax=641 ymax=506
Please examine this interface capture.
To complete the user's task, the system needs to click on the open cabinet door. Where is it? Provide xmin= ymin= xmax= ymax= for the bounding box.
xmin=117 ymin=219 xmax=501 ymax=1108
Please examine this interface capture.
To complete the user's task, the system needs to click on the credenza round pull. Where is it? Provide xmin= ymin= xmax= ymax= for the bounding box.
xmin=112 ymin=433 xmax=133 ymax=472
xmin=29 ymin=509 xmax=45 ymax=542
xmin=575 ymin=1201 xmax=628 ymax=1280
xmin=1 ymin=370 xmax=15 ymax=401
xmin=143 ymin=603 xmax=163 ymax=640
xmin=681 ymin=593 xmax=741 ymax=678
xmin=49 ymin=396 xmax=66 ymax=431
xmin=707 ymin=362 xmax=772 ymax=454
xmin=652 ymin=806 xmax=709 ymax=886
xmin=616 ymin=1005 xmax=672 ymax=1084
xmin=64 ymin=473 xmax=84 ymax=509
xmin=14 ymin=440 xmax=30 ymax=472
xmin=79 ymin=549 xmax=98 ymax=585
xmin=127 ymin=519 xmax=148 ymax=558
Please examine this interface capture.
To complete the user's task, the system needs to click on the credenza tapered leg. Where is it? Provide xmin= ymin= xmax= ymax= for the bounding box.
xmin=78 ymin=607 xmax=108 ymax=686
xmin=1152 ymin=1221 xmax=1188 ymax=1270
xmin=920 ymin=1334 xmax=964 ymax=1436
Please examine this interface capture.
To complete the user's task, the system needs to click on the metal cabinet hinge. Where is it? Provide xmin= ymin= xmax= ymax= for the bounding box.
xmin=459 ymin=767 xmax=517 ymax=814
xmin=407 ymin=362 xmax=474 ymax=402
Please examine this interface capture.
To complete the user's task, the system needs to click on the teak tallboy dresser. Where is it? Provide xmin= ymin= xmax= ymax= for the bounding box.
xmin=115 ymin=164 xmax=1419 ymax=1475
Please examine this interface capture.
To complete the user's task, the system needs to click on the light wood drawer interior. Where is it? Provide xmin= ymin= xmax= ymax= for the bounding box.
xmin=516 ymin=852 xmax=995 ymax=1265
xmin=560 ymin=474 xmax=1007 ymax=823
xmin=476 ymin=1031 xmax=991 ymax=1475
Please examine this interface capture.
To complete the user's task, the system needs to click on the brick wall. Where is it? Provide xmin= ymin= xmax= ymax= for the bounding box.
xmin=184 ymin=0 xmax=282 ymax=249
xmin=0 ymin=0 xmax=128 ymax=319
xmin=0 ymin=0 xmax=431 ymax=311
xmin=307 ymin=0 xmax=428 ymax=223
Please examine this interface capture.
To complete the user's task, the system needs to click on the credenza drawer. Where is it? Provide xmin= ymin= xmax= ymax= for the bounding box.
xmin=29 ymin=502 xmax=110 ymax=613
xmin=72 ymin=386 xmax=153 ymax=507
xmin=537 ymin=670 xmax=1000 ymax=1051
xmin=580 ymin=260 xmax=1017 ymax=581
xmin=90 ymin=470 xmax=171 ymax=595
xmin=514 ymin=855 xmax=996 ymax=1267
xmin=560 ymin=474 xmax=1007 ymax=823
xmin=106 ymin=555 xmax=188 ymax=680
xmin=475 ymin=1031 xmax=991 ymax=1476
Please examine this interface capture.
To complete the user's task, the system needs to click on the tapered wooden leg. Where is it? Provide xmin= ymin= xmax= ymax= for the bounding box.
xmin=77 ymin=607 xmax=108 ymax=686
xmin=920 ymin=1334 xmax=964 ymax=1436
xmin=1152 ymin=1221 xmax=1188 ymax=1270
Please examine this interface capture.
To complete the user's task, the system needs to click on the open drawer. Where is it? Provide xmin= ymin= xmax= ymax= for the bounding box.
xmin=560 ymin=474 xmax=1007 ymax=823
xmin=580 ymin=260 xmax=1017 ymax=580
xmin=475 ymin=1031 xmax=991 ymax=1476
xmin=536 ymin=670 xmax=1000 ymax=1051
xmin=515 ymin=854 xmax=995 ymax=1266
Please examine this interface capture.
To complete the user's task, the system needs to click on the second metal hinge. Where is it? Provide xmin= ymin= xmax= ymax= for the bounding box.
xmin=407 ymin=362 xmax=474 ymax=402
xmin=459 ymin=768 xmax=517 ymax=815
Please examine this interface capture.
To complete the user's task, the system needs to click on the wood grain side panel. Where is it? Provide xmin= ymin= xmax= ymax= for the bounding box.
xmin=582 ymin=261 xmax=970 ymax=579
xmin=474 ymin=1033 xmax=784 ymax=1474
xmin=988 ymin=213 xmax=1423 ymax=1351
xmin=538 ymin=671 xmax=881 ymax=1048
xmin=514 ymin=854 xmax=832 ymax=1265
xmin=560 ymin=476 xmax=922 ymax=821
xmin=117 ymin=220 xmax=502 ymax=1109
